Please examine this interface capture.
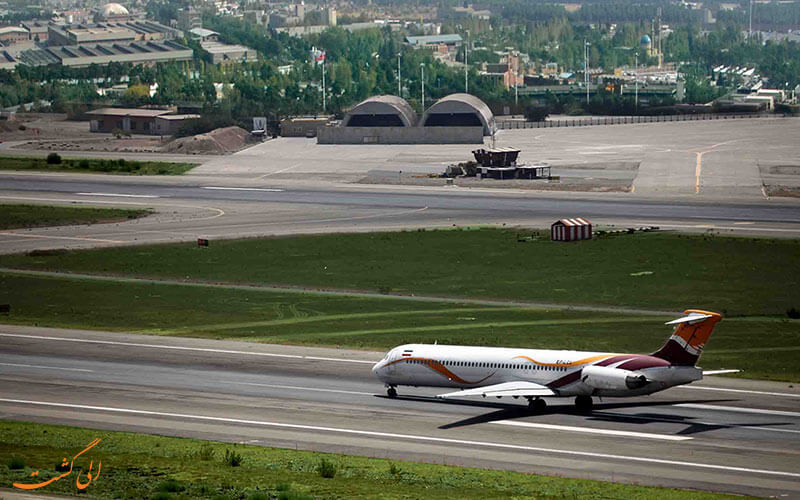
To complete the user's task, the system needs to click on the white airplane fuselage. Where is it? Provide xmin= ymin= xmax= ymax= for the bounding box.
xmin=372 ymin=343 xmax=703 ymax=398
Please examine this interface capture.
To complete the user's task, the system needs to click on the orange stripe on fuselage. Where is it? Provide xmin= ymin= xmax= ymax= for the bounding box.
xmin=387 ymin=357 xmax=495 ymax=385
xmin=513 ymin=354 xmax=618 ymax=367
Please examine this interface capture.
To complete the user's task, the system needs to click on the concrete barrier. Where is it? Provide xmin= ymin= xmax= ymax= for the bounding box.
xmin=317 ymin=126 xmax=484 ymax=144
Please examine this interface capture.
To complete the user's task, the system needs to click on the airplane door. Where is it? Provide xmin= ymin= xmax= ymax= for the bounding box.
xmin=386 ymin=349 xmax=399 ymax=376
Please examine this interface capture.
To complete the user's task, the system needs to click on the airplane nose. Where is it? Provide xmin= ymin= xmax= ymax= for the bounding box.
xmin=372 ymin=361 xmax=384 ymax=380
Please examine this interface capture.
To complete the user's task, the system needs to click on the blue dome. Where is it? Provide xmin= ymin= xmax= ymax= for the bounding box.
xmin=640 ymin=34 xmax=652 ymax=45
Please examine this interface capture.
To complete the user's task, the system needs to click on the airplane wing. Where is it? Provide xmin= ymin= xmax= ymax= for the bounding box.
xmin=703 ymin=369 xmax=741 ymax=375
xmin=436 ymin=381 xmax=556 ymax=399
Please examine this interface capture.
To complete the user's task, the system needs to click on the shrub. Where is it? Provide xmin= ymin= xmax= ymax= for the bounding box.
xmin=389 ymin=462 xmax=403 ymax=476
xmin=317 ymin=457 xmax=337 ymax=478
xmin=197 ymin=443 xmax=215 ymax=460
xmin=524 ymin=103 xmax=549 ymax=122
xmin=223 ymin=448 xmax=243 ymax=467
xmin=246 ymin=492 xmax=270 ymax=500
xmin=788 ymin=307 xmax=800 ymax=319
xmin=46 ymin=152 xmax=61 ymax=164
xmin=151 ymin=492 xmax=171 ymax=500
xmin=7 ymin=457 xmax=25 ymax=469
xmin=78 ymin=159 xmax=90 ymax=169
xmin=157 ymin=479 xmax=184 ymax=493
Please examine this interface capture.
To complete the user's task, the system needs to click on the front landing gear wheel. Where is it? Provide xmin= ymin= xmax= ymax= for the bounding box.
xmin=575 ymin=395 xmax=593 ymax=412
xmin=387 ymin=387 xmax=398 ymax=398
xmin=528 ymin=398 xmax=547 ymax=412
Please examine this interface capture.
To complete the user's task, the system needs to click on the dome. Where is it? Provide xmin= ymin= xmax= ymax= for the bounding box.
xmin=640 ymin=34 xmax=652 ymax=46
xmin=99 ymin=3 xmax=130 ymax=18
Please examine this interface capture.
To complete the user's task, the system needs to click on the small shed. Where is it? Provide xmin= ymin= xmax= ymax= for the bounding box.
xmin=551 ymin=218 xmax=592 ymax=241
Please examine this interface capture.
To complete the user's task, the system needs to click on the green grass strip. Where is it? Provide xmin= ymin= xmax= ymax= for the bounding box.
xmin=0 ymin=155 xmax=195 ymax=175
xmin=0 ymin=421 xmax=762 ymax=500
xmin=0 ymin=204 xmax=151 ymax=230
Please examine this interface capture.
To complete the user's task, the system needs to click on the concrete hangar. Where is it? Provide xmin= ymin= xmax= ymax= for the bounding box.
xmin=317 ymin=93 xmax=494 ymax=144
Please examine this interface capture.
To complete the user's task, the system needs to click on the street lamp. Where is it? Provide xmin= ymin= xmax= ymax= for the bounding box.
xmin=464 ymin=30 xmax=469 ymax=94
xmin=584 ymin=40 xmax=591 ymax=104
xmin=635 ymin=51 xmax=639 ymax=113
xmin=420 ymin=63 xmax=425 ymax=112
xmin=397 ymin=52 xmax=401 ymax=96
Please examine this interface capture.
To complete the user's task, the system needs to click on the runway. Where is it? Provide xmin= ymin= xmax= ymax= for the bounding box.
xmin=1 ymin=325 xmax=798 ymax=498
xmin=2 ymin=173 xmax=800 ymax=254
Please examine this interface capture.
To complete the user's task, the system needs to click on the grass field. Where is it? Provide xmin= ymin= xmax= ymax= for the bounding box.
xmin=1 ymin=229 xmax=798 ymax=316
xmin=0 ymin=155 xmax=195 ymax=175
xmin=1 ymin=272 xmax=797 ymax=381
xmin=0 ymin=421 xmax=762 ymax=500
xmin=0 ymin=204 xmax=151 ymax=230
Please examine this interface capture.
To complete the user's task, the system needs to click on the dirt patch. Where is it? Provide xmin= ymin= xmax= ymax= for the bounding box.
xmin=163 ymin=126 xmax=251 ymax=154
xmin=758 ymin=163 xmax=800 ymax=198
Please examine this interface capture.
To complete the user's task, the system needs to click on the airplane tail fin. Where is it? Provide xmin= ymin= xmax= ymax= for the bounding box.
xmin=652 ymin=309 xmax=722 ymax=366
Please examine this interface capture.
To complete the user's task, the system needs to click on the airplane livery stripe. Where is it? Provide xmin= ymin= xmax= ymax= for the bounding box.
xmin=513 ymin=354 xmax=617 ymax=367
xmin=386 ymin=357 xmax=495 ymax=385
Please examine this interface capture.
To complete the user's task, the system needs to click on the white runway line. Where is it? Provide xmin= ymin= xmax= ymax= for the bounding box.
xmin=677 ymin=403 xmax=800 ymax=418
xmin=492 ymin=420 xmax=692 ymax=441
xmin=1 ymin=398 xmax=798 ymax=479
xmin=76 ymin=192 xmax=160 ymax=198
xmin=677 ymin=385 xmax=800 ymax=399
xmin=0 ymin=233 xmax=125 ymax=243
xmin=0 ymin=333 xmax=376 ymax=365
xmin=235 ymin=382 xmax=373 ymax=396
xmin=202 ymin=186 xmax=284 ymax=192
xmin=0 ymin=362 xmax=93 ymax=373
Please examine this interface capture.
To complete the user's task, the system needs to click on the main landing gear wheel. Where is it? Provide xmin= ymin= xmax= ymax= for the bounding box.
xmin=575 ymin=395 xmax=593 ymax=412
xmin=528 ymin=398 xmax=547 ymax=412
xmin=387 ymin=387 xmax=398 ymax=399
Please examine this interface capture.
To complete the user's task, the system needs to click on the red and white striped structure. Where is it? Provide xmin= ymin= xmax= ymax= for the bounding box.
xmin=551 ymin=218 xmax=592 ymax=241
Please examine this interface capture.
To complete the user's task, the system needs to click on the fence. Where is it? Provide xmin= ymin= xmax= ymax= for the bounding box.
xmin=496 ymin=112 xmax=795 ymax=130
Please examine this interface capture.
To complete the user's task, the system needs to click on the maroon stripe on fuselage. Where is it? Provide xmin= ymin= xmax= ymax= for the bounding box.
xmin=547 ymin=370 xmax=582 ymax=389
xmin=617 ymin=355 xmax=672 ymax=371
xmin=594 ymin=355 xmax=638 ymax=367
xmin=652 ymin=339 xmax=699 ymax=366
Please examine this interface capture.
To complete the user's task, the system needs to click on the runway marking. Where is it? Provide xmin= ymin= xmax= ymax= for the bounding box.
xmin=695 ymin=152 xmax=703 ymax=194
xmin=235 ymin=382 xmax=373 ymax=396
xmin=491 ymin=420 xmax=692 ymax=441
xmin=0 ymin=333 xmax=375 ymax=365
xmin=202 ymin=186 xmax=284 ymax=192
xmin=0 ymin=196 xmax=225 ymax=221
xmin=257 ymin=163 xmax=301 ymax=179
xmin=676 ymin=403 xmax=800 ymax=418
xmin=76 ymin=192 xmax=160 ymax=198
xmin=0 ymin=233 xmax=125 ymax=243
xmin=1 ymin=398 xmax=798 ymax=479
xmin=677 ymin=385 xmax=800 ymax=399
xmin=0 ymin=362 xmax=93 ymax=373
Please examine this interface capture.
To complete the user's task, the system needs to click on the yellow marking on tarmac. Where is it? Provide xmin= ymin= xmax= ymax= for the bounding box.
xmin=695 ymin=152 xmax=703 ymax=194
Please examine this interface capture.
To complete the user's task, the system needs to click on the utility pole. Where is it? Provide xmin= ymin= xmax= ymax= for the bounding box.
xmin=322 ymin=60 xmax=326 ymax=112
xmin=464 ymin=30 xmax=469 ymax=94
xmin=584 ymin=40 xmax=590 ymax=104
xmin=635 ymin=51 xmax=639 ymax=113
xmin=749 ymin=0 xmax=753 ymax=37
xmin=420 ymin=63 xmax=425 ymax=112
xmin=397 ymin=52 xmax=401 ymax=96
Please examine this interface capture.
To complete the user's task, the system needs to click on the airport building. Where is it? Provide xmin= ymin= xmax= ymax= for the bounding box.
xmin=318 ymin=93 xmax=493 ymax=144
xmin=86 ymin=107 xmax=199 ymax=135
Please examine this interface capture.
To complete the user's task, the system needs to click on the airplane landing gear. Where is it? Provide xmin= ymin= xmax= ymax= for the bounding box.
xmin=387 ymin=386 xmax=397 ymax=399
xmin=528 ymin=397 xmax=547 ymax=412
xmin=575 ymin=395 xmax=593 ymax=412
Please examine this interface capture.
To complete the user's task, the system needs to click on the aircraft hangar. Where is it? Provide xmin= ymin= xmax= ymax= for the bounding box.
xmin=341 ymin=95 xmax=418 ymax=128
xmin=420 ymin=93 xmax=494 ymax=136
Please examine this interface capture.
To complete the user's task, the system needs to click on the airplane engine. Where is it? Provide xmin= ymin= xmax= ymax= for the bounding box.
xmin=581 ymin=365 xmax=648 ymax=391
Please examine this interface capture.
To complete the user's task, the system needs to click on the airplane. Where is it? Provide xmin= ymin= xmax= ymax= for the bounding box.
xmin=372 ymin=309 xmax=737 ymax=411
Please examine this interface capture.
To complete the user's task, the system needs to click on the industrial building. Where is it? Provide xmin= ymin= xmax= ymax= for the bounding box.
xmin=86 ymin=107 xmax=198 ymax=134
xmin=19 ymin=39 xmax=192 ymax=68
xmin=200 ymin=40 xmax=256 ymax=65
xmin=0 ymin=26 xmax=29 ymax=45
xmin=47 ymin=20 xmax=179 ymax=46
xmin=318 ymin=94 xmax=493 ymax=144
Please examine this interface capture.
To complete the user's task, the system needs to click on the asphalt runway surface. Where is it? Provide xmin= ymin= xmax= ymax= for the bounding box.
xmin=2 ymin=173 xmax=800 ymax=254
xmin=1 ymin=325 xmax=798 ymax=498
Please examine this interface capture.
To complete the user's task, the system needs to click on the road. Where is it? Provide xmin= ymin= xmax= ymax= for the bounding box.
xmin=1 ymin=325 xmax=798 ymax=499
xmin=2 ymin=173 xmax=800 ymax=254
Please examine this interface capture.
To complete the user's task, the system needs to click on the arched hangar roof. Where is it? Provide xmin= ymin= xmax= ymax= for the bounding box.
xmin=421 ymin=93 xmax=494 ymax=136
xmin=342 ymin=95 xmax=417 ymax=127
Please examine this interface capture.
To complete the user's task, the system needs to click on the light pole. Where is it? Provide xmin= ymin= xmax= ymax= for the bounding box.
xmin=322 ymin=60 xmax=326 ymax=112
xmin=635 ymin=51 xmax=639 ymax=113
xmin=397 ymin=52 xmax=401 ymax=96
xmin=749 ymin=0 xmax=753 ymax=37
xmin=464 ymin=30 xmax=469 ymax=94
xmin=584 ymin=40 xmax=591 ymax=105
xmin=420 ymin=63 xmax=425 ymax=112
